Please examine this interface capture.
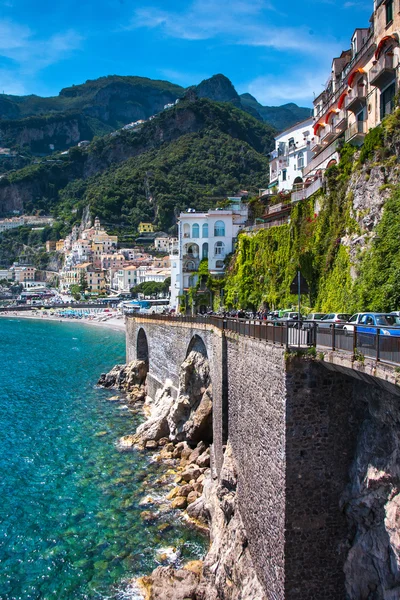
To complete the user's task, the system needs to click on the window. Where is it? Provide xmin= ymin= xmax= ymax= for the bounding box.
xmin=215 ymin=241 xmax=225 ymax=256
xmin=214 ymin=220 xmax=225 ymax=237
xmin=282 ymin=169 xmax=287 ymax=182
xmin=288 ymin=137 xmax=295 ymax=149
xmin=216 ymin=260 xmax=224 ymax=268
xmin=183 ymin=223 xmax=190 ymax=238
xmin=202 ymin=242 xmax=209 ymax=259
xmin=297 ymin=152 xmax=304 ymax=170
xmin=202 ymin=223 xmax=209 ymax=238
xmin=192 ymin=223 xmax=200 ymax=238
xmin=386 ymin=0 xmax=393 ymax=24
xmin=380 ymin=82 xmax=396 ymax=120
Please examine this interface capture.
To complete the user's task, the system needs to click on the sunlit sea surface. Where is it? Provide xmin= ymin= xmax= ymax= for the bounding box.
xmin=0 ymin=319 xmax=206 ymax=599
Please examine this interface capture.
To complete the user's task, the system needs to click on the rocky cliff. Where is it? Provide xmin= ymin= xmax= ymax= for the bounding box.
xmin=341 ymin=384 xmax=400 ymax=600
xmin=99 ymin=345 xmax=265 ymax=600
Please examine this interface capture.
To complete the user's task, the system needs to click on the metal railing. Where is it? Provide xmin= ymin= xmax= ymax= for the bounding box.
xmin=291 ymin=178 xmax=323 ymax=203
xmin=303 ymin=141 xmax=339 ymax=176
xmin=129 ymin=314 xmax=400 ymax=366
xmin=345 ymin=120 xmax=366 ymax=142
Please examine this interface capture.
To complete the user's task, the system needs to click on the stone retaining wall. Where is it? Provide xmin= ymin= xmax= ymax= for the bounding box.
xmin=126 ymin=317 xmax=400 ymax=600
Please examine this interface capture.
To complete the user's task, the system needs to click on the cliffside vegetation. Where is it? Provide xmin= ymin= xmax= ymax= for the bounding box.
xmin=224 ymin=110 xmax=400 ymax=313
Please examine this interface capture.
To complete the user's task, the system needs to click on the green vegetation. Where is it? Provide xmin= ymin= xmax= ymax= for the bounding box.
xmin=0 ymin=99 xmax=274 ymax=247
xmin=225 ymin=111 xmax=400 ymax=313
xmin=131 ymin=278 xmax=171 ymax=297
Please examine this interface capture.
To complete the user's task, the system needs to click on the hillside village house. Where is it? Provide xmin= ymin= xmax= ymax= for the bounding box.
xmin=170 ymin=198 xmax=249 ymax=310
xmin=60 ymin=263 xmax=106 ymax=294
xmin=12 ymin=265 xmax=36 ymax=284
xmin=268 ymin=117 xmax=314 ymax=194
xmin=138 ymin=222 xmax=155 ymax=234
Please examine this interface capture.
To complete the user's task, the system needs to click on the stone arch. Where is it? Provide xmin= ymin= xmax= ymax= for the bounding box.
xmin=186 ymin=334 xmax=208 ymax=359
xmin=137 ymin=327 xmax=149 ymax=368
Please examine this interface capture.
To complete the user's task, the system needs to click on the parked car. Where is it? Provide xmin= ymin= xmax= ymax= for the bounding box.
xmin=343 ymin=313 xmax=365 ymax=333
xmin=318 ymin=313 xmax=351 ymax=329
xmin=357 ymin=313 xmax=400 ymax=337
xmin=303 ymin=313 xmax=326 ymax=329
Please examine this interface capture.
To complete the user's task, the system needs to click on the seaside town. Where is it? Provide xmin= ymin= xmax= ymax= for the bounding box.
xmin=1 ymin=0 xmax=399 ymax=318
xmin=4 ymin=1 xmax=400 ymax=600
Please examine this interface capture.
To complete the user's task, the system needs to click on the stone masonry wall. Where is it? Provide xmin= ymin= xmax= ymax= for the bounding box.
xmin=126 ymin=317 xmax=400 ymax=600
xmin=126 ymin=317 xmax=227 ymax=473
xmin=226 ymin=334 xmax=287 ymax=600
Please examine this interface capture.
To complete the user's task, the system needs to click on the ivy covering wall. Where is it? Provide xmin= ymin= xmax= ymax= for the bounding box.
xmin=224 ymin=110 xmax=400 ymax=313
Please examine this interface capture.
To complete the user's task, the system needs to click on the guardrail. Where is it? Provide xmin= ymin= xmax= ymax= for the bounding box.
xmin=130 ymin=314 xmax=400 ymax=366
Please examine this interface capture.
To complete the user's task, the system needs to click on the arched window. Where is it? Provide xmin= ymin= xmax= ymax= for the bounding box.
xmin=297 ymin=152 xmax=304 ymax=170
xmin=192 ymin=223 xmax=200 ymax=238
xmin=202 ymin=243 xmax=209 ymax=259
xmin=214 ymin=220 xmax=225 ymax=237
xmin=202 ymin=223 xmax=209 ymax=238
xmin=186 ymin=261 xmax=196 ymax=271
xmin=183 ymin=223 xmax=190 ymax=238
xmin=216 ymin=260 xmax=224 ymax=269
xmin=215 ymin=241 xmax=225 ymax=256
xmin=185 ymin=244 xmax=199 ymax=258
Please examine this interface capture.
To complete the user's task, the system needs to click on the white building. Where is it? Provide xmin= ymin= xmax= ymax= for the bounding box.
xmin=268 ymin=117 xmax=314 ymax=193
xmin=115 ymin=266 xmax=138 ymax=293
xmin=170 ymin=198 xmax=248 ymax=310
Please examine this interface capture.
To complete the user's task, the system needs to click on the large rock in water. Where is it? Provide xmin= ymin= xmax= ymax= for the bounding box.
xmin=167 ymin=350 xmax=212 ymax=444
xmin=140 ymin=564 xmax=202 ymax=600
xmin=131 ymin=349 xmax=213 ymax=446
xmin=97 ymin=360 xmax=147 ymax=391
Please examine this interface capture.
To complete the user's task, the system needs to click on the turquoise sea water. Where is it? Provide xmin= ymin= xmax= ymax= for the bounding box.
xmin=0 ymin=319 xmax=206 ymax=600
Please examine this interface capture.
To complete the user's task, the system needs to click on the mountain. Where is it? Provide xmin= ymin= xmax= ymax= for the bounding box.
xmin=240 ymin=93 xmax=312 ymax=131
xmin=0 ymin=76 xmax=185 ymax=155
xmin=0 ymin=75 xmax=309 ymax=156
xmin=0 ymin=97 xmax=275 ymax=234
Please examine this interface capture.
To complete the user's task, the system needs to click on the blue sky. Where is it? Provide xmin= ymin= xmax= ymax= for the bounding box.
xmin=0 ymin=0 xmax=372 ymax=106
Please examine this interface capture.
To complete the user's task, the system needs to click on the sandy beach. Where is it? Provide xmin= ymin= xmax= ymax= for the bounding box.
xmin=0 ymin=309 xmax=126 ymax=332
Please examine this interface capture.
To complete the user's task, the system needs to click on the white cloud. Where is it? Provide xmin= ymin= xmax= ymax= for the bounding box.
xmin=0 ymin=19 xmax=83 ymax=90
xmin=128 ymin=0 xmax=340 ymax=58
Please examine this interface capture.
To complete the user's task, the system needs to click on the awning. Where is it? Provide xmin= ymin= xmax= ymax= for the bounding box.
xmin=325 ymin=109 xmax=338 ymax=124
xmin=348 ymin=68 xmax=365 ymax=88
xmin=375 ymin=33 xmax=399 ymax=59
xmin=313 ymin=122 xmax=325 ymax=136
xmin=338 ymin=91 xmax=348 ymax=110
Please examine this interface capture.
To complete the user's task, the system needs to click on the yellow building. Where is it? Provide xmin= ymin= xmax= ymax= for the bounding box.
xmin=61 ymin=263 xmax=106 ymax=294
xmin=56 ymin=240 xmax=65 ymax=252
xmin=138 ymin=222 xmax=155 ymax=234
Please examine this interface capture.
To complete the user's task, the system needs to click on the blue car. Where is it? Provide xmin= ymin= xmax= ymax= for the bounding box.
xmin=357 ymin=313 xmax=400 ymax=337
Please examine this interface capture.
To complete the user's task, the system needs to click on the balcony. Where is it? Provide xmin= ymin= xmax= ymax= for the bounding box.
xmin=345 ymin=120 xmax=367 ymax=144
xmin=345 ymin=85 xmax=367 ymax=114
xmin=370 ymin=53 xmax=396 ymax=89
xmin=291 ymin=177 xmax=323 ymax=203
xmin=320 ymin=124 xmax=336 ymax=144
xmin=311 ymin=137 xmax=323 ymax=153
xmin=333 ymin=110 xmax=347 ymax=134
xmin=303 ymin=140 xmax=339 ymax=177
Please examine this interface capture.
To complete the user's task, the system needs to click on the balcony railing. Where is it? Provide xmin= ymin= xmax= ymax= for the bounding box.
xmin=345 ymin=85 xmax=367 ymax=113
xmin=345 ymin=120 xmax=367 ymax=143
xmin=370 ymin=53 xmax=396 ymax=88
xmin=303 ymin=141 xmax=339 ymax=177
xmin=314 ymin=29 xmax=374 ymax=119
xmin=291 ymin=178 xmax=323 ymax=203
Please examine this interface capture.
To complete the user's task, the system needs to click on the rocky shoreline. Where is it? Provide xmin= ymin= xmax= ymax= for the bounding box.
xmin=97 ymin=353 xmax=265 ymax=600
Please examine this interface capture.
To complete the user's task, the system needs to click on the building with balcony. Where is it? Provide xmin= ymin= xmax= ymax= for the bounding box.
xmin=268 ymin=118 xmax=314 ymax=193
xmin=307 ymin=0 xmax=400 ymax=179
xmin=170 ymin=199 xmax=249 ymax=310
